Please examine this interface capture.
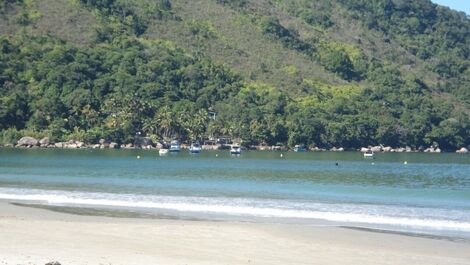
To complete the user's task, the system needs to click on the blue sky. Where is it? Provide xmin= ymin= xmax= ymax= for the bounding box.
xmin=432 ymin=0 xmax=470 ymax=14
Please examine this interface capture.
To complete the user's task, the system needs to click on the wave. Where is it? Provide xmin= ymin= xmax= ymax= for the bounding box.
xmin=1 ymin=188 xmax=469 ymax=232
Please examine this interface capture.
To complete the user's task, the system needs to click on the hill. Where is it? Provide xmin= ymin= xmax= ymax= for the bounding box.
xmin=0 ymin=0 xmax=469 ymax=150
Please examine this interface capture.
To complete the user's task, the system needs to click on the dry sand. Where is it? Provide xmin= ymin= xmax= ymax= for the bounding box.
xmin=0 ymin=202 xmax=469 ymax=265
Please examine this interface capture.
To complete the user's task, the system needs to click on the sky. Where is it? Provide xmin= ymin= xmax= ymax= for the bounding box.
xmin=431 ymin=0 xmax=470 ymax=14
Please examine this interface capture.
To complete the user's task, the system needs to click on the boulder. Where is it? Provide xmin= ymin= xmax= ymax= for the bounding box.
xmin=435 ymin=148 xmax=442 ymax=153
xmin=99 ymin=139 xmax=107 ymax=145
xmin=55 ymin=142 xmax=64 ymax=148
xmin=405 ymin=146 xmax=412 ymax=152
xmin=17 ymin=137 xmax=38 ymax=147
xmin=424 ymin=147 xmax=434 ymax=153
xmin=39 ymin=137 xmax=50 ymax=146
xmin=109 ymin=142 xmax=118 ymax=149
xmin=67 ymin=143 xmax=78 ymax=149
xmin=92 ymin=144 xmax=100 ymax=149
xmin=383 ymin=146 xmax=392 ymax=152
xmin=76 ymin=141 xmax=85 ymax=148
xmin=370 ymin=146 xmax=382 ymax=152
xmin=396 ymin=147 xmax=406 ymax=153
xmin=360 ymin=147 xmax=369 ymax=153
xmin=134 ymin=137 xmax=153 ymax=147
xmin=457 ymin=147 xmax=469 ymax=154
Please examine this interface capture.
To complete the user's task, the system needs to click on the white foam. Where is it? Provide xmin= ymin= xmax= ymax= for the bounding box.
xmin=1 ymin=188 xmax=470 ymax=232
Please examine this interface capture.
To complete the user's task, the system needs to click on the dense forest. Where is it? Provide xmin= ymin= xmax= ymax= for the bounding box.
xmin=0 ymin=0 xmax=469 ymax=150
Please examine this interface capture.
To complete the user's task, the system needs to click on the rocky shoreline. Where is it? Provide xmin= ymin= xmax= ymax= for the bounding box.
xmin=1 ymin=136 xmax=468 ymax=154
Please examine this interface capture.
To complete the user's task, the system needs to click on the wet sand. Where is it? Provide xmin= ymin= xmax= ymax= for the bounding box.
xmin=0 ymin=202 xmax=469 ymax=265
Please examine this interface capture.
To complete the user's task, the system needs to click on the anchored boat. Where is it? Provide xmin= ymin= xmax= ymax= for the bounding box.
xmin=169 ymin=140 xmax=181 ymax=152
xmin=363 ymin=150 xmax=375 ymax=158
xmin=189 ymin=142 xmax=202 ymax=154
xmin=230 ymin=144 xmax=242 ymax=155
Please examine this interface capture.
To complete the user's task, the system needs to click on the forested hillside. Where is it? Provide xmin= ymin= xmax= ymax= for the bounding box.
xmin=1 ymin=0 xmax=469 ymax=150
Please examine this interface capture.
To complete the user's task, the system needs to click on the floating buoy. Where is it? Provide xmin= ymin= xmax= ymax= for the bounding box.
xmin=371 ymin=162 xmax=375 ymax=165
xmin=216 ymin=154 xmax=219 ymax=157
xmin=404 ymin=161 xmax=408 ymax=165
xmin=280 ymin=154 xmax=284 ymax=158
xmin=137 ymin=155 xmax=141 ymax=159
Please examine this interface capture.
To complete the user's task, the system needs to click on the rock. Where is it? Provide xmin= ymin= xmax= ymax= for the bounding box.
xmin=45 ymin=261 xmax=61 ymax=265
xmin=76 ymin=141 xmax=85 ymax=148
xmin=337 ymin=147 xmax=344 ymax=152
xmin=99 ymin=139 xmax=107 ymax=145
xmin=17 ymin=137 xmax=38 ymax=147
xmin=134 ymin=137 xmax=153 ymax=147
xmin=435 ymin=147 xmax=441 ymax=153
xmin=55 ymin=142 xmax=64 ymax=148
xmin=457 ymin=147 xmax=469 ymax=154
xmin=370 ymin=146 xmax=382 ymax=152
xmin=383 ymin=146 xmax=392 ymax=152
xmin=109 ymin=142 xmax=118 ymax=149
xmin=92 ymin=144 xmax=100 ymax=149
xmin=360 ymin=147 xmax=369 ymax=153
xmin=396 ymin=147 xmax=405 ymax=153
xmin=424 ymin=147 xmax=434 ymax=153
xmin=405 ymin=146 xmax=412 ymax=152
xmin=39 ymin=137 xmax=50 ymax=145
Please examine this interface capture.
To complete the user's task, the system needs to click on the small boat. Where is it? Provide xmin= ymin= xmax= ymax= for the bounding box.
xmin=230 ymin=144 xmax=242 ymax=155
xmin=293 ymin=145 xmax=307 ymax=152
xmin=363 ymin=150 xmax=375 ymax=158
xmin=159 ymin=148 xmax=169 ymax=155
xmin=189 ymin=142 xmax=202 ymax=154
xmin=169 ymin=140 xmax=181 ymax=152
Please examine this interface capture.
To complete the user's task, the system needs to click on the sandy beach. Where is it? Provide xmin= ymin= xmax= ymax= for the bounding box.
xmin=0 ymin=202 xmax=468 ymax=265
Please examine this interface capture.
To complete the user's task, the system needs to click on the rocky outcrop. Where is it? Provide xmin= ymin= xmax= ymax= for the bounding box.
xmin=17 ymin=137 xmax=38 ymax=147
xmin=330 ymin=147 xmax=344 ymax=152
xmin=134 ymin=137 xmax=153 ymax=147
xmin=370 ymin=146 xmax=382 ymax=152
xmin=39 ymin=137 xmax=50 ymax=146
xmin=382 ymin=146 xmax=393 ymax=152
xmin=109 ymin=142 xmax=118 ymax=149
xmin=457 ymin=147 xmax=469 ymax=154
xmin=360 ymin=147 xmax=370 ymax=153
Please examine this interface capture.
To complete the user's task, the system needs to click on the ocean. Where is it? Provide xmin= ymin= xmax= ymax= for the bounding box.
xmin=1 ymin=148 xmax=469 ymax=238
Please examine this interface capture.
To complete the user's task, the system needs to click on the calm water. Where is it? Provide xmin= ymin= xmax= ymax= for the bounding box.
xmin=1 ymin=148 xmax=469 ymax=237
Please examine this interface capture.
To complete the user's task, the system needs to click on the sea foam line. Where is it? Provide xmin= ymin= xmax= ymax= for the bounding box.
xmin=0 ymin=190 xmax=469 ymax=232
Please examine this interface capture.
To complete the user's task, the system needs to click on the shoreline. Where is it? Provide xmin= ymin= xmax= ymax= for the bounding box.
xmin=1 ymin=202 xmax=470 ymax=264
xmin=1 ymin=144 xmax=468 ymax=153
xmin=13 ymin=202 xmax=470 ymax=244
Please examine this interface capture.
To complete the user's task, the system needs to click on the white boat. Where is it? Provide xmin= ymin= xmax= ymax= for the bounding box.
xmin=169 ymin=140 xmax=181 ymax=152
xmin=363 ymin=150 xmax=375 ymax=158
xmin=230 ymin=144 xmax=241 ymax=155
xmin=159 ymin=148 xmax=169 ymax=155
xmin=189 ymin=142 xmax=202 ymax=154
xmin=293 ymin=145 xmax=307 ymax=152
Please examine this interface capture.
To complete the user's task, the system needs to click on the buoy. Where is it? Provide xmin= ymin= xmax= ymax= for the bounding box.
xmin=371 ymin=162 xmax=375 ymax=165
xmin=280 ymin=154 xmax=284 ymax=158
xmin=137 ymin=155 xmax=140 ymax=159
xmin=216 ymin=154 xmax=219 ymax=157
xmin=404 ymin=161 xmax=408 ymax=165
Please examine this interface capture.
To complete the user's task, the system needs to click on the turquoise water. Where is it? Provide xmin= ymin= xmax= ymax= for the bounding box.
xmin=1 ymin=148 xmax=469 ymax=237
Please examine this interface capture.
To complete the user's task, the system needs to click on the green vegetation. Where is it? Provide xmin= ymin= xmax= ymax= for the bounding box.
xmin=0 ymin=0 xmax=469 ymax=150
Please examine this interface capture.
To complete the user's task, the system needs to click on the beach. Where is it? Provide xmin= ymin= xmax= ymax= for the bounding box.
xmin=1 ymin=202 xmax=469 ymax=265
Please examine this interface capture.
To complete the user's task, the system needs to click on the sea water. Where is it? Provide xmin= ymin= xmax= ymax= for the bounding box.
xmin=0 ymin=148 xmax=469 ymax=238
